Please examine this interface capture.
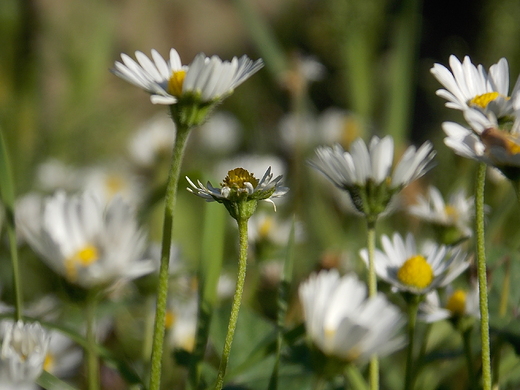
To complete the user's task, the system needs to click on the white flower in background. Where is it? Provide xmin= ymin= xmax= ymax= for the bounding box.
xmin=128 ymin=115 xmax=176 ymax=168
xmin=166 ymin=294 xmax=198 ymax=352
xmin=187 ymin=167 xmax=288 ymax=211
xmin=217 ymin=273 xmax=236 ymax=300
xmin=299 ymin=270 xmax=405 ymax=363
xmin=431 ymin=55 xmax=520 ymax=118
xmin=360 ymin=233 xmax=470 ymax=295
xmin=43 ymin=331 xmax=82 ymax=378
xmin=248 ymin=212 xmax=303 ymax=245
xmin=310 ymin=136 xmax=435 ymax=219
xmin=0 ymin=320 xmax=49 ymax=387
xmin=278 ymin=112 xmax=319 ymax=150
xmin=197 ymin=111 xmax=242 ymax=155
xmin=318 ymin=108 xmax=363 ymax=147
xmin=16 ymin=191 xmax=155 ymax=289
xmin=419 ymin=286 xmax=479 ymax=323
xmin=36 ymin=159 xmax=82 ymax=192
xmin=408 ymin=186 xmax=474 ymax=237
xmin=112 ymin=48 xmax=263 ymax=105
xmin=81 ymin=165 xmax=143 ymax=206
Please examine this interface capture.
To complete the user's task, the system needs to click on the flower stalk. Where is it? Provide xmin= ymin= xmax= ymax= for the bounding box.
xmin=366 ymin=219 xmax=378 ymax=390
xmin=148 ymin=120 xmax=192 ymax=390
xmin=86 ymin=291 xmax=100 ymax=390
xmin=475 ymin=163 xmax=491 ymax=390
xmin=214 ymin=216 xmax=249 ymax=390
xmin=404 ymin=295 xmax=420 ymax=390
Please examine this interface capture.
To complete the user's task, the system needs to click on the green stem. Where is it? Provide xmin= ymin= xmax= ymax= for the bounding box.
xmin=148 ymin=122 xmax=192 ymax=390
xmin=214 ymin=217 xmax=249 ymax=390
xmin=86 ymin=291 xmax=99 ymax=390
xmin=366 ymin=219 xmax=378 ymax=390
xmin=461 ymin=327 xmax=477 ymax=390
xmin=404 ymin=296 xmax=420 ymax=390
xmin=475 ymin=163 xmax=491 ymax=390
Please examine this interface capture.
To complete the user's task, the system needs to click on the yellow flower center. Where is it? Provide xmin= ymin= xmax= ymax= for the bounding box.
xmin=446 ymin=289 xmax=467 ymax=316
xmin=105 ymin=175 xmax=126 ymax=198
xmin=168 ymin=70 xmax=186 ymax=97
xmin=468 ymin=92 xmax=505 ymax=109
xmin=397 ymin=255 xmax=434 ymax=289
xmin=165 ymin=310 xmax=176 ymax=329
xmin=65 ymin=245 xmax=100 ymax=281
xmin=222 ymin=168 xmax=259 ymax=189
xmin=44 ymin=353 xmax=55 ymax=372
xmin=259 ymin=216 xmax=274 ymax=238
xmin=444 ymin=205 xmax=458 ymax=221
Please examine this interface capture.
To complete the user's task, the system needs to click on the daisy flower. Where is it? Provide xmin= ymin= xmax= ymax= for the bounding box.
xmin=408 ymin=186 xmax=474 ymax=239
xmin=431 ymin=55 xmax=520 ymax=119
xmin=299 ymin=270 xmax=405 ymax=363
xmin=0 ymin=320 xmax=49 ymax=387
xmin=360 ymin=232 xmax=470 ymax=295
xmin=112 ymin=48 xmax=263 ymax=105
xmin=309 ymin=136 xmax=435 ymax=220
xmin=16 ymin=191 xmax=155 ymax=290
xmin=186 ymin=167 xmax=288 ymax=220
xmin=419 ymin=286 xmax=479 ymax=323
xmin=443 ymin=108 xmax=520 ymax=180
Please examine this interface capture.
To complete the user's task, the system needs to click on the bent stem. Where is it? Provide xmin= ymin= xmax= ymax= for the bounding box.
xmin=366 ymin=219 xmax=379 ymax=390
xmin=475 ymin=163 xmax=491 ymax=390
xmin=148 ymin=122 xmax=192 ymax=390
xmin=214 ymin=217 xmax=249 ymax=390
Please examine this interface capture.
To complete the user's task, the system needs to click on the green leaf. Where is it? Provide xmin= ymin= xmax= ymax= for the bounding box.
xmin=36 ymin=370 xmax=78 ymax=390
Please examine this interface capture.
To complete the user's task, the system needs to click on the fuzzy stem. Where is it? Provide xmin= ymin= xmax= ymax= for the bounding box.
xmin=214 ymin=217 xmax=249 ymax=390
xmin=6 ymin=221 xmax=22 ymax=321
xmin=366 ymin=219 xmax=379 ymax=390
xmin=148 ymin=122 xmax=192 ymax=390
xmin=86 ymin=291 xmax=99 ymax=390
xmin=404 ymin=297 xmax=419 ymax=390
xmin=475 ymin=163 xmax=491 ymax=390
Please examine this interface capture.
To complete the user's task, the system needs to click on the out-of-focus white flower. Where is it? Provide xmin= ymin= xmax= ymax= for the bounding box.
xmin=0 ymin=320 xmax=49 ymax=387
xmin=128 ymin=115 xmax=176 ymax=168
xmin=36 ymin=159 xmax=81 ymax=192
xmin=81 ymin=165 xmax=143 ymax=206
xmin=408 ymin=186 xmax=474 ymax=237
xmin=419 ymin=286 xmax=480 ymax=323
xmin=112 ymin=48 xmax=263 ymax=105
xmin=360 ymin=233 xmax=470 ymax=295
xmin=43 ymin=331 xmax=82 ymax=378
xmin=278 ymin=112 xmax=318 ymax=150
xmin=166 ymin=294 xmax=198 ymax=352
xmin=318 ymin=108 xmax=364 ymax=147
xmin=146 ymin=242 xmax=183 ymax=276
xmin=248 ymin=212 xmax=303 ymax=245
xmin=198 ymin=111 xmax=242 ymax=154
xmin=310 ymin=136 xmax=435 ymax=220
xmin=16 ymin=191 xmax=155 ymax=289
xmin=431 ymin=55 xmax=520 ymax=119
xmin=217 ymin=273 xmax=236 ymax=300
xmin=299 ymin=270 xmax=405 ymax=363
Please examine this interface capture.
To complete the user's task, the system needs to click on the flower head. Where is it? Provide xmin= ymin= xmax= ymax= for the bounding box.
xmin=443 ymin=108 xmax=520 ymax=180
xmin=0 ymin=320 xmax=49 ymax=386
xmin=419 ymin=286 xmax=480 ymax=323
xmin=186 ymin=167 xmax=288 ymax=220
xmin=431 ymin=55 xmax=520 ymax=119
xmin=408 ymin=186 xmax=474 ymax=242
xmin=310 ymin=136 xmax=435 ymax=221
xmin=299 ymin=270 xmax=405 ymax=364
xmin=16 ymin=191 xmax=155 ymax=290
xmin=112 ymin=48 xmax=263 ymax=127
xmin=360 ymin=232 xmax=470 ymax=295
